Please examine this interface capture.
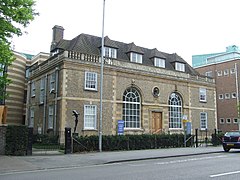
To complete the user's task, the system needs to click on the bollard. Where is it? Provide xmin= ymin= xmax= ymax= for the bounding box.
xmin=195 ymin=128 xmax=198 ymax=148
xmin=26 ymin=127 xmax=33 ymax=155
xmin=65 ymin=127 xmax=72 ymax=154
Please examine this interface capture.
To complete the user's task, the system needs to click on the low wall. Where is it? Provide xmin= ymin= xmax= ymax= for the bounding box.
xmin=0 ymin=125 xmax=7 ymax=155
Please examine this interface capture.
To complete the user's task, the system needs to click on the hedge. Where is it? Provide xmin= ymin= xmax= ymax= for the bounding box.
xmin=73 ymin=133 xmax=193 ymax=152
xmin=5 ymin=125 xmax=28 ymax=156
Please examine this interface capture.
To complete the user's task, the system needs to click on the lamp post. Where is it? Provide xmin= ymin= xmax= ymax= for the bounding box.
xmin=99 ymin=0 xmax=106 ymax=152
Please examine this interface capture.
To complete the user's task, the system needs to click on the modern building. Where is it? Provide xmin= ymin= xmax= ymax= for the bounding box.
xmin=26 ymin=25 xmax=217 ymax=143
xmin=192 ymin=45 xmax=240 ymax=132
xmin=2 ymin=51 xmax=49 ymax=125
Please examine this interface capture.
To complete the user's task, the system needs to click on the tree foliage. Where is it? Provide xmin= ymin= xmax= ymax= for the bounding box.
xmin=0 ymin=0 xmax=38 ymax=102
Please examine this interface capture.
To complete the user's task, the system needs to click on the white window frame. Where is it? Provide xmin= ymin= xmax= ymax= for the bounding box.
xmin=230 ymin=68 xmax=236 ymax=74
xmin=224 ymin=69 xmax=229 ymax=76
xmin=175 ymin=62 xmax=185 ymax=72
xmin=226 ymin=118 xmax=231 ymax=124
xmin=85 ymin=72 xmax=97 ymax=91
xmin=225 ymin=93 xmax=230 ymax=99
xmin=199 ymin=88 xmax=207 ymax=102
xmin=219 ymin=118 xmax=224 ymax=124
xmin=154 ymin=57 xmax=165 ymax=68
xmin=50 ymin=73 xmax=56 ymax=93
xmin=200 ymin=112 xmax=207 ymax=130
xmin=29 ymin=108 xmax=34 ymax=127
xmin=104 ymin=47 xmax=117 ymax=58
xmin=232 ymin=92 xmax=237 ymax=99
xmin=31 ymin=81 xmax=36 ymax=97
xmin=48 ymin=105 xmax=54 ymax=129
xmin=217 ymin=71 xmax=222 ymax=76
xmin=233 ymin=118 xmax=239 ymax=124
xmin=218 ymin=94 xmax=223 ymax=99
xmin=205 ymin=71 xmax=212 ymax=77
xmin=123 ymin=87 xmax=141 ymax=129
xmin=130 ymin=52 xmax=142 ymax=64
xmin=84 ymin=105 xmax=97 ymax=130
xmin=169 ymin=92 xmax=182 ymax=129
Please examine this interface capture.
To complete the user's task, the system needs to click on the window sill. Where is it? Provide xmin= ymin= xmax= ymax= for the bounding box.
xmin=84 ymin=88 xmax=98 ymax=92
xmin=83 ymin=128 xmax=97 ymax=131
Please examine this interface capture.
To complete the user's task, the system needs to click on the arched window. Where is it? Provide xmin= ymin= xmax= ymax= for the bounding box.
xmin=122 ymin=87 xmax=141 ymax=128
xmin=168 ymin=92 xmax=182 ymax=129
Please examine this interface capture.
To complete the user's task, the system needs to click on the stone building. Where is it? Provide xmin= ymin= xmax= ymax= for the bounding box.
xmin=192 ymin=45 xmax=240 ymax=132
xmin=26 ymin=25 xmax=216 ymax=142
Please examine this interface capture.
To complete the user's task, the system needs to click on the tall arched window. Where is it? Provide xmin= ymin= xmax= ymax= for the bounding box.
xmin=122 ymin=87 xmax=141 ymax=128
xmin=168 ymin=92 xmax=182 ymax=129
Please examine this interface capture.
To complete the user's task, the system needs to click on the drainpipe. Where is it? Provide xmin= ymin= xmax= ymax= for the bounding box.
xmin=54 ymin=67 xmax=59 ymax=135
xmin=235 ymin=63 xmax=240 ymax=130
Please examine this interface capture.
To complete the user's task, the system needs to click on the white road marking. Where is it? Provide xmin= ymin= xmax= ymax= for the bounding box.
xmin=155 ymin=155 xmax=226 ymax=165
xmin=210 ymin=170 xmax=240 ymax=178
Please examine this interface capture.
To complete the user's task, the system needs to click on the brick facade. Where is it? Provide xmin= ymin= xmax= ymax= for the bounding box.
xmin=195 ymin=59 xmax=240 ymax=132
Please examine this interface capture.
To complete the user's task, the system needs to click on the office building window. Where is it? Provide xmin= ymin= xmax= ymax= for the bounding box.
xmin=29 ymin=108 xmax=34 ymax=127
xmin=154 ymin=57 xmax=165 ymax=68
xmin=85 ymin=72 xmax=97 ymax=91
xmin=84 ymin=105 xmax=97 ymax=130
xmin=175 ymin=62 xmax=185 ymax=72
xmin=122 ymin=87 xmax=141 ymax=128
xmin=224 ymin=69 xmax=229 ymax=76
xmin=199 ymin=88 xmax=207 ymax=102
xmin=233 ymin=118 xmax=239 ymax=124
xmin=232 ymin=92 xmax=237 ymax=99
xmin=200 ymin=112 xmax=207 ymax=130
xmin=130 ymin=52 xmax=142 ymax=64
xmin=225 ymin=93 xmax=230 ymax=99
xmin=50 ymin=73 xmax=56 ymax=93
xmin=226 ymin=118 xmax=231 ymax=124
xmin=219 ymin=94 xmax=223 ymax=99
xmin=31 ymin=81 xmax=35 ymax=97
xmin=219 ymin=118 xmax=224 ymax=124
xmin=169 ymin=92 xmax=182 ymax=129
xmin=48 ymin=105 xmax=54 ymax=129
xmin=217 ymin=71 xmax=222 ymax=76
xmin=205 ymin=71 xmax=212 ymax=77
xmin=104 ymin=47 xmax=117 ymax=58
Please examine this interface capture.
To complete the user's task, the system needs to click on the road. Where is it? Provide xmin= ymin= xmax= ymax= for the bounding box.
xmin=1 ymin=152 xmax=240 ymax=180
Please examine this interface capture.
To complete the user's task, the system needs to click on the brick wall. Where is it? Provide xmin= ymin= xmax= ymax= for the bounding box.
xmin=0 ymin=125 xmax=7 ymax=155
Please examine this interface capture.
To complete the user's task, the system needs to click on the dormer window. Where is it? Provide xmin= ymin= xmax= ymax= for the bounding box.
xmin=154 ymin=57 xmax=165 ymax=68
xmin=104 ymin=47 xmax=117 ymax=58
xmin=175 ymin=62 xmax=185 ymax=72
xmin=130 ymin=52 xmax=142 ymax=64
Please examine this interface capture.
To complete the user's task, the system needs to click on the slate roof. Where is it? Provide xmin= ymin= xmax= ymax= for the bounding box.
xmin=51 ymin=33 xmax=199 ymax=75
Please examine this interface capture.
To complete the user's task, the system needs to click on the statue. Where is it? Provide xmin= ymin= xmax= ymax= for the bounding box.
xmin=72 ymin=110 xmax=79 ymax=133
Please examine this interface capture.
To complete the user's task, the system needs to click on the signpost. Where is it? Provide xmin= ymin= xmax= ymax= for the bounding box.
xmin=182 ymin=115 xmax=188 ymax=147
xmin=118 ymin=120 xmax=124 ymax=135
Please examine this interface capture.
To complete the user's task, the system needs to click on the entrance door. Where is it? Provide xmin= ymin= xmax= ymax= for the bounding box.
xmin=152 ymin=112 xmax=162 ymax=134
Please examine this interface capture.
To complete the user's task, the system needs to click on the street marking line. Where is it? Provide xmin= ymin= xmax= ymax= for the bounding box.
xmin=156 ymin=155 xmax=226 ymax=165
xmin=210 ymin=170 xmax=240 ymax=178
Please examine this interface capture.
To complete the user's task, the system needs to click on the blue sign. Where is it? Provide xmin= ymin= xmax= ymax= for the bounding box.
xmin=118 ymin=120 xmax=124 ymax=135
xmin=186 ymin=122 xmax=192 ymax=135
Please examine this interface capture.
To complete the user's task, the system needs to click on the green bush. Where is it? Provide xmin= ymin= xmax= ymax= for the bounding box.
xmin=5 ymin=125 xmax=28 ymax=156
xmin=73 ymin=133 xmax=191 ymax=153
xmin=33 ymin=134 xmax=59 ymax=145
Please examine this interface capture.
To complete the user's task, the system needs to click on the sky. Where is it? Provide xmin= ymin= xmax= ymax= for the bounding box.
xmin=11 ymin=0 xmax=240 ymax=65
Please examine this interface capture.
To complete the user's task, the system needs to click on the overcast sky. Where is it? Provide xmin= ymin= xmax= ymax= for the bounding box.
xmin=12 ymin=0 xmax=240 ymax=65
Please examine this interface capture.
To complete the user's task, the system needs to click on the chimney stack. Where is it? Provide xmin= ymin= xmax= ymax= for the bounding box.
xmin=51 ymin=25 xmax=64 ymax=51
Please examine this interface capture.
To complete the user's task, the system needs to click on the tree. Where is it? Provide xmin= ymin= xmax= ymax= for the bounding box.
xmin=0 ymin=0 xmax=38 ymax=102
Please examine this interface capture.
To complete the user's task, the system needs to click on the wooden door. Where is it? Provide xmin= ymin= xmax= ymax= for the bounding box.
xmin=152 ymin=112 xmax=162 ymax=134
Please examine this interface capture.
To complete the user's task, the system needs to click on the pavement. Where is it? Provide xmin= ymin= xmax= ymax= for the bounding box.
xmin=0 ymin=146 xmax=224 ymax=174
